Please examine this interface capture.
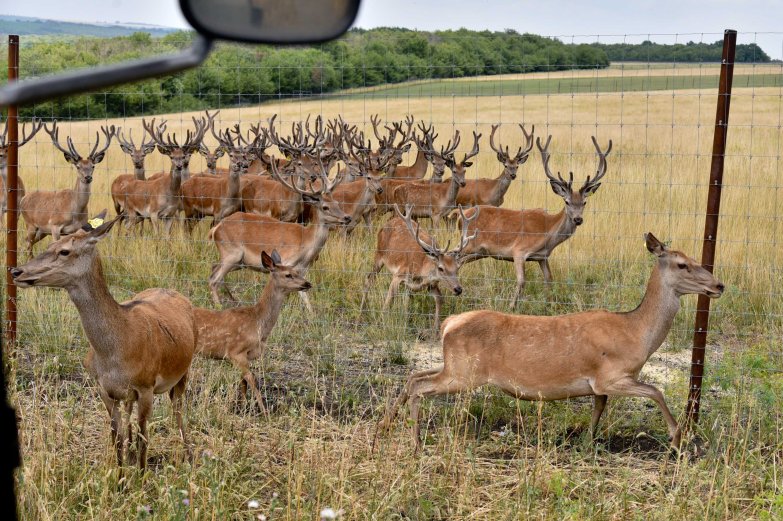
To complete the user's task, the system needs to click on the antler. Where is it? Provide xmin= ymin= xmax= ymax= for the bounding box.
xmin=88 ymin=125 xmax=116 ymax=160
xmin=269 ymin=154 xmax=343 ymax=198
xmin=459 ymin=131 xmax=481 ymax=164
xmin=536 ymin=135 xmax=573 ymax=191
xmin=44 ymin=121 xmax=81 ymax=162
xmin=184 ymin=116 xmax=208 ymax=153
xmin=15 ymin=118 xmax=44 ymax=148
xmin=369 ymin=114 xmax=384 ymax=145
xmin=490 ymin=124 xmax=534 ymax=163
xmin=449 ymin=205 xmax=479 ymax=257
xmin=394 ymin=204 xmax=446 ymax=257
xmin=581 ymin=136 xmax=613 ymax=194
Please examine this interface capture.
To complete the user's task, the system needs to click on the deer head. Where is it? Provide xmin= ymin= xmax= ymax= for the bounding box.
xmin=117 ymin=126 xmax=157 ymax=170
xmin=45 ymin=122 xmax=115 ymax=185
xmin=644 ymin=233 xmax=725 ymax=298
xmin=489 ymin=123 xmax=534 ymax=180
xmin=261 ymin=250 xmax=312 ymax=293
xmin=418 ymin=126 xmax=460 ymax=182
xmin=445 ymin=130 xmax=481 ymax=187
xmin=536 ymin=135 xmax=612 ymax=227
xmin=145 ymin=116 xmax=207 ymax=175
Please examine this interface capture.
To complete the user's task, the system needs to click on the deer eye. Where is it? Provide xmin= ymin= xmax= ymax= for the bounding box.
xmin=59 ymin=250 xmax=70 ymax=257
xmin=285 ymin=274 xmax=293 ymax=279
xmin=438 ymin=266 xmax=444 ymax=272
xmin=677 ymin=262 xmax=688 ymax=269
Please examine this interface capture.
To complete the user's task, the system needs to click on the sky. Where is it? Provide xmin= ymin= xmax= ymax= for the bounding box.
xmin=1 ymin=0 xmax=782 ymax=59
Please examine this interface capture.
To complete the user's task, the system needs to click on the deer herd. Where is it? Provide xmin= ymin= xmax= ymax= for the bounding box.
xmin=4 ymin=111 xmax=724 ymax=468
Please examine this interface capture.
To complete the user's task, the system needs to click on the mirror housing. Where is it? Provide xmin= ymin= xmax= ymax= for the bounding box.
xmin=181 ymin=0 xmax=361 ymax=44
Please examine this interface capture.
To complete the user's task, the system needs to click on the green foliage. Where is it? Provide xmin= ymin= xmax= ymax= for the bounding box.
xmin=593 ymin=40 xmax=771 ymax=63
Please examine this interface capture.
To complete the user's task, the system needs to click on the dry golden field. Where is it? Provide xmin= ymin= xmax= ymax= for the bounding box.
xmin=7 ymin=81 xmax=783 ymax=519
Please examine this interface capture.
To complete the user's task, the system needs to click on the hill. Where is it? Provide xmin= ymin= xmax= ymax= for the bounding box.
xmin=0 ymin=14 xmax=177 ymax=38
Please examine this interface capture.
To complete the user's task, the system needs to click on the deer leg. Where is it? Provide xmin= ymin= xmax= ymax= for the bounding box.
xmin=590 ymin=395 xmax=608 ymax=438
xmin=600 ymin=377 xmax=681 ymax=448
xmin=98 ymin=390 xmax=124 ymax=466
xmin=231 ymin=353 xmax=268 ymax=416
xmin=124 ymin=400 xmax=135 ymax=460
xmin=298 ymin=291 xmax=314 ymax=313
xmin=136 ymin=389 xmax=153 ymax=469
xmin=209 ymin=253 xmax=242 ymax=306
xmin=429 ymin=285 xmax=444 ymax=331
xmin=24 ymin=229 xmax=37 ymax=258
xmin=511 ymin=256 xmax=527 ymax=308
xmin=360 ymin=260 xmax=383 ymax=312
xmin=538 ymin=259 xmax=553 ymax=286
xmin=169 ymin=373 xmax=192 ymax=462
xmin=383 ymin=276 xmax=403 ymax=311
xmin=408 ymin=370 xmax=477 ymax=447
xmin=378 ymin=367 xmax=442 ymax=431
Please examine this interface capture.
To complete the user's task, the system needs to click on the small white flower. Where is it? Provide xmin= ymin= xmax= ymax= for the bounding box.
xmin=320 ymin=507 xmax=338 ymax=519
xmin=272 ymin=492 xmax=279 ymax=499
xmin=258 ymin=515 xmax=267 ymax=521
xmin=248 ymin=500 xmax=260 ymax=509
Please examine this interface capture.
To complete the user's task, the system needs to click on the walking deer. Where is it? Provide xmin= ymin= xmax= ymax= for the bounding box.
xmin=454 ymin=124 xmax=534 ymax=208
xmin=21 ymin=121 xmax=115 ymax=255
xmin=360 ymin=204 xmax=479 ymax=331
xmin=391 ymin=131 xmax=480 ymax=228
xmin=195 ymin=250 xmax=310 ymax=410
xmin=11 ymin=213 xmax=197 ymax=468
xmin=208 ymin=160 xmax=350 ymax=309
xmin=1 ymin=117 xmax=43 ymax=226
xmin=110 ymin=125 xmax=158 ymax=225
xmin=457 ymin=135 xmax=612 ymax=307
xmin=379 ymin=233 xmax=725 ymax=449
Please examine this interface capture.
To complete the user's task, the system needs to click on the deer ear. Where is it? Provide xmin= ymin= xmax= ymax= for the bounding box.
xmin=261 ymin=251 xmax=276 ymax=271
xmin=549 ymin=181 xmax=569 ymax=198
xmin=402 ymin=143 xmax=412 ymax=153
xmin=517 ymin=155 xmax=529 ymax=165
xmin=496 ymin=152 xmax=505 ymax=163
xmin=271 ymin=249 xmax=282 ymax=265
xmin=92 ymin=152 xmax=107 ymax=164
xmin=85 ymin=211 xmax=119 ymax=242
xmin=645 ymin=232 xmax=667 ymax=257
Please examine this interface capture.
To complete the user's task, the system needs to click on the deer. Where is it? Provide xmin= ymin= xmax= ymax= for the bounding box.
xmin=379 ymin=232 xmax=726 ymax=449
xmin=121 ymin=117 xmax=208 ymax=233
xmin=0 ymin=117 xmax=43 ymax=226
xmin=370 ymin=114 xmax=415 ymax=176
xmin=11 ymin=213 xmax=198 ymax=468
xmin=180 ymin=122 xmax=259 ymax=232
xmin=20 ymin=121 xmax=115 ymax=255
xmin=391 ymin=131 xmax=481 ymax=228
xmin=208 ymin=159 xmax=350 ymax=310
xmin=146 ymin=111 xmax=217 ymax=182
xmin=360 ymin=204 xmax=478 ymax=331
xmin=454 ymin=124 xmax=534 ymax=208
xmin=198 ymin=142 xmax=226 ymax=175
xmin=195 ymin=250 xmax=311 ymax=411
xmin=456 ymin=135 xmax=612 ymax=308
xmin=110 ymin=125 xmax=158 ymax=225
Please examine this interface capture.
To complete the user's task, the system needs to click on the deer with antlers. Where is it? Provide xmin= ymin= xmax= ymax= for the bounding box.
xmin=181 ymin=122 xmax=260 ymax=232
xmin=387 ymin=120 xmax=431 ymax=181
xmin=110 ymin=124 xmax=158 ymax=224
xmin=195 ymin=250 xmax=311 ymax=411
xmin=208 ymin=159 xmax=350 ymax=310
xmin=454 ymin=124 xmax=534 ymax=208
xmin=0 ymin=117 xmax=43 ymax=226
xmin=360 ymin=204 xmax=479 ymax=331
xmin=456 ymin=135 xmax=612 ymax=307
xmin=391 ymin=131 xmax=481 ymax=228
xmin=20 ymin=121 xmax=115 ymax=255
xmin=121 ymin=117 xmax=208 ymax=233
xmin=369 ymin=114 xmax=415 ymax=176
xmin=12 ymin=213 xmax=197 ymax=468
xmin=379 ymin=233 xmax=725 ymax=449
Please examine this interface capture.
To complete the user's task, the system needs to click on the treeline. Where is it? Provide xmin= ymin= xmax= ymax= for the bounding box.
xmin=592 ymin=40 xmax=771 ymax=63
xmin=2 ymin=29 xmax=770 ymax=121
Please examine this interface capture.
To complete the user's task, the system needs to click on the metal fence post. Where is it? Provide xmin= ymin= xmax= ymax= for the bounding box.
xmin=5 ymin=34 xmax=20 ymax=349
xmin=685 ymin=29 xmax=736 ymax=427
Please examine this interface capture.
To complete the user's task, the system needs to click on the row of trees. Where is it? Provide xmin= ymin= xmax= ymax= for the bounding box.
xmin=592 ymin=40 xmax=771 ymax=63
xmin=1 ymin=29 xmax=771 ymax=120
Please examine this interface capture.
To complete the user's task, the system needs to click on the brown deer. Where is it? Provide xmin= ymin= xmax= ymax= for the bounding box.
xmin=391 ymin=131 xmax=481 ymax=228
xmin=379 ymin=233 xmax=725 ymax=449
xmin=360 ymin=204 xmax=478 ymax=331
xmin=208 ymin=160 xmax=350 ymax=309
xmin=386 ymin=120 xmax=433 ymax=181
xmin=21 ymin=121 xmax=115 ymax=255
xmin=181 ymin=123 xmax=259 ymax=232
xmin=121 ymin=117 xmax=208 ymax=233
xmin=195 ymin=250 xmax=310 ymax=411
xmin=454 ymin=124 xmax=534 ymax=208
xmin=0 ymin=117 xmax=43 ymax=226
xmin=146 ymin=111 xmax=216 ymax=182
xmin=11 ymin=213 xmax=197 ymax=468
xmin=110 ymin=124 xmax=158 ymax=224
xmin=457 ymin=135 xmax=612 ymax=307
xmin=371 ymin=115 xmax=414 ymax=176
xmin=198 ymin=142 xmax=226 ymax=175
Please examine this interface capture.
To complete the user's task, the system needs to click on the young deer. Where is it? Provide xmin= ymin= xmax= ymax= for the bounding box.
xmin=391 ymin=131 xmax=480 ymax=228
xmin=0 ymin=118 xmax=43 ymax=226
xmin=122 ymin=117 xmax=208 ymax=233
xmin=380 ymin=233 xmax=725 ymax=449
xmin=11 ymin=213 xmax=197 ymax=468
xmin=454 ymin=124 xmax=534 ymax=208
xmin=181 ymin=123 xmax=259 ymax=232
xmin=360 ymin=204 xmax=478 ymax=331
xmin=195 ymin=250 xmax=311 ymax=410
xmin=110 ymin=125 xmax=158 ymax=224
xmin=457 ymin=135 xmax=612 ymax=307
xmin=21 ymin=121 xmax=115 ymax=255
xmin=208 ymin=160 xmax=350 ymax=309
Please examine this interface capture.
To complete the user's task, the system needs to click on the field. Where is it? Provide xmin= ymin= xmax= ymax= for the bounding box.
xmin=6 ymin=69 xmax=783 ymax=518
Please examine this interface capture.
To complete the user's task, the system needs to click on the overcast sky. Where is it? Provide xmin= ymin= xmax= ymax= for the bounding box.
xmin=2 ymin=0 xmax=782 ymax=59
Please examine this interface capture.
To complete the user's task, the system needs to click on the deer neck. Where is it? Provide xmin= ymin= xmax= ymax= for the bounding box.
xmin=251 ymin=278 xmax=288 ymax=341
xmin=71 ymin=176 xmax=92 ymax=224
xmin=547 ymin=207 xmax=576 ymax=246
xmin=299 ymin=210 xmax=331 ymax=267
xmin=413 ymin=150 xmax=428 ymax=177
xmin=445 ymin=175 xmax=461 ymax=207
xmin=133 ymin=164 xmax=145 ymax=180
xmin=489 ymin=170 xmax=513 ymax=203
xmin=625 ymin=263 xmax=681 ymax=359
xmin=65 ymin=256 xmax=127 ymax=357
xmin=169 ymin=167 xmax=183 ymax=196
xmin=227 ymin=168 xmax=242 ymax=197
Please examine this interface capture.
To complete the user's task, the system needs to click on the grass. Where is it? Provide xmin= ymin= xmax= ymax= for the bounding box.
xmin=5 ymin=68 xmax=783 ymax=518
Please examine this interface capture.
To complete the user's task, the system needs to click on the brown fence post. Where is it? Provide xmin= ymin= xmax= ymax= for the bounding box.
xmin=5 ymin=35 xmax=20 ymax=349
xmin=685 ymin=29 xmax=737 ymax=428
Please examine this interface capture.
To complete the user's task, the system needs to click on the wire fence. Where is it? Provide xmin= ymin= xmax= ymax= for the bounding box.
xmin=3 ymin=29 xmax=783 ymax=433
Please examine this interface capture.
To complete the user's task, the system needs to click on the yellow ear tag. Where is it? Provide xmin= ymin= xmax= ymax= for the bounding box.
xmin=88 ymin=217 xmax=105 ymax=229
